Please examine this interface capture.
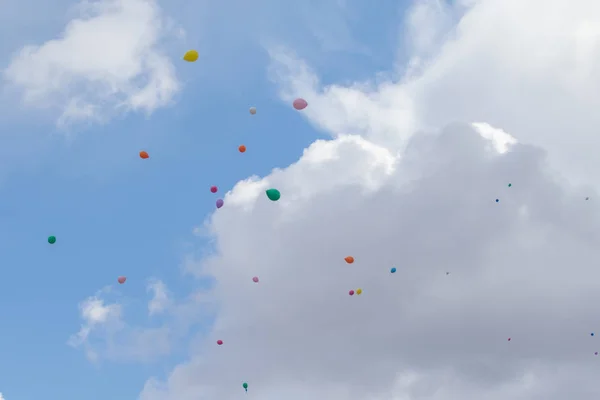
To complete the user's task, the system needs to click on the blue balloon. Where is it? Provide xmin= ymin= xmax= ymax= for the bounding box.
xmin=495 ymin=199 xmax=499 ymax=203
xmin=390 ymin=267 xmax=396 ymax=273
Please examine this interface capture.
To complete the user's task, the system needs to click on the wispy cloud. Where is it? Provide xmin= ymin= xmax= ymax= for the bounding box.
xmin=147 ymin=279 xmax=171 ymax=316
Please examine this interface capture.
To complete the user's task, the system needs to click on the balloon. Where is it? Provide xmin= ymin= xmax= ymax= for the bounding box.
xmin=348 ymin=290 xmax=354 ymax=296
xmin=356 ymin=288 xmax=362 ymax=295
xmin=446 ymin=272 xmax=450 ymax=275
xmin=118 ymin=276 xmax=126 ymax=284
xmin=238 ymin=145 xmax=246 ymax=153
xmin=293 ymin=98 xmax=308 ymax=110
xmin=217 ymin=340 xmax=223 ymax=345
xmin=249 ymin=107 xmax=256 ymax=115
xmin=139 ymin=151 xmax=149 ymax=159
xmin=266 ymin=188 xmax=281 ymax=201
xmin=586 ymin=197 xmax=590 ymax=200
xmin=495 ymin=199 xmax=499 ymax=202
xmin=216 ymin=199 xmax=224 ymax=208
xmin=344 ymin=256 xmax=354 ymax=264
xmin=390 ymin=267 xmax=396 ymax=273
xmin=252 ymin=276 xmax=259 ymax=283
xmin=243 ymin=382 xmax=248 ymax=392
xmin=508 ymin=183 xmax=512 ymax=187
xmin=183 ymin=50 xmax=198 ymax=62
xmin=210 ymin=186 xmax=218 ymax=193
xmin=47 ymin=236 xmax=56 ymax=244
xmin=507 ymin=338 xmax=511 ymax=341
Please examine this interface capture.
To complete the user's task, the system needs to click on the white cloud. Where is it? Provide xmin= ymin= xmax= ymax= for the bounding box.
xmin=140 ymin=122 xmax=600 ymax=400
xmin=131 ymin=0 xmax=600 ymax=398
xmin=67 ymin=293 xmax=123 ymax=362
xmin=69 ymin=283 xmax=215 ymax=364
xmin=68 ymin=289 xmax=171 ymax=363
xmin=148 ymin=279 xmax=171 ymax=316
xmin=3 ymin=0 xmax=180 ymax=126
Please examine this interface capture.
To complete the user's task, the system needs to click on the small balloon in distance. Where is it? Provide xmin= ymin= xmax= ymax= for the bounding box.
xmin=344 ymin=256 xmax=354 ymax=264
xmin=216 ymin=199 xmax=224 ymax=208
xmin=238 ymin=145 xmax=246 ymax=153
xmin=293 ymin=98 xmax=308 ymax=110
xmin=356 ymin=288 xmax=362 ymax=295
xmin=118 ymin=276 xmax=126 ymax=284
xmin=249 ymin=107 xmax=256 ymax=115
xmin=48 ymin=235 xmax=56 ymax=244
xmin=252 ymin=276 xmax=259 ymax=283
xmin=217 ymin=340 xmax=223 ymax=345
xmin=390 ymin=267 xmax=396 ymax=273
xmin=139 ymin=151 xmax=149 ymax=159
xmin=265 ymin=188 xmax=280 ymax=201
xmin=348 ymin=290 xmax=354 ymax=296
xmin=183 ymin=50 xmax=198 ymax=62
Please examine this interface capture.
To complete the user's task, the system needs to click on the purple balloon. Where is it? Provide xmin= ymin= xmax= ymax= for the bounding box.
xmin=216 ymin=199 xmax=224 ymax=208
xmin=293 ymin=98 xmax=308 ymax=110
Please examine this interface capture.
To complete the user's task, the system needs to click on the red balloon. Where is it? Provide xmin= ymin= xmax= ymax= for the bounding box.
xmin=293 ymin=98 xmax=308 ymax=110
xmin=210 ymin=186 xmax=218 ymax=193
xmin=217 ymin=340 xmax=223 ymax=345
xmin=348 ymin=290 xmax=354 ymax=296
xmin=118 ymin=276 xmax=126 ymax=284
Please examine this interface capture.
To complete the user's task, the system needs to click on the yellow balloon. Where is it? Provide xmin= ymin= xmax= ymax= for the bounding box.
xmin=356 ymin=288 xmax=362 ymax=295
xmin=183 ymin=50 xmax=199 ymax=62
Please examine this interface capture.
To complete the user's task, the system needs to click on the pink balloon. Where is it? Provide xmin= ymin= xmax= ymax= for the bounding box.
xmin=348 ymin=290 xmax=354 ymax=296
xmin=210 ymin=186 xmax=218 ymax=193
xmin=507 ymin=338 xmax=511 ymax=341
xmin=118 ymin=276 xmax=126 ymax=284
xmin=217 ymin=340 xmax=223 ymax=345
xmin=293 ymin=98 xmax=308 ymax=110
xmin=252 ymin=276 xmax=259 ymax=283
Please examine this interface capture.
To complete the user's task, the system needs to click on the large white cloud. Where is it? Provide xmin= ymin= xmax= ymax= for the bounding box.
xmin=2 ymin=0 xmax=180 ymax=126
xmin=131 ymin=0 xmax=600 ymax=398
xmin=140 ymin=122 xmax=600 ymax=400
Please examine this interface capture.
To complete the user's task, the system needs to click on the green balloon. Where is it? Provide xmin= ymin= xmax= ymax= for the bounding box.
xmin=243 ymin=382 xmax=248 ymax=389
xmin=266 ymin=188 xmax=281 ymax=201
xmin=48 ymin=236 xmax=56 ymax=244
xmin=508 ymin=183 xmax=512 ymax=187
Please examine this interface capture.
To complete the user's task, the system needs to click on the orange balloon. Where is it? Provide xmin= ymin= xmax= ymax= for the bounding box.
xmin=238 ymin=145 xmax=246 ymax=153
xmin=344 ymin=256 xmax=354 ymax=264
xmin=139 ymin=151 xmax=149 ymax=159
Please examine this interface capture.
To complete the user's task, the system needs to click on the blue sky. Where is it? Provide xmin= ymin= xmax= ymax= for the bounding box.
xmin=0 ymin=1 xmax=408 ymax=399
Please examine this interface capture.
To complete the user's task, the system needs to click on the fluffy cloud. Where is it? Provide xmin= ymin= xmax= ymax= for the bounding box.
xmin=2 ymin=0 xmax=180 ymax=126
xmin=140 ymin=121 xmax=600 ymax=400
xmin=136 ymin=0 xmax=600 ymax=398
